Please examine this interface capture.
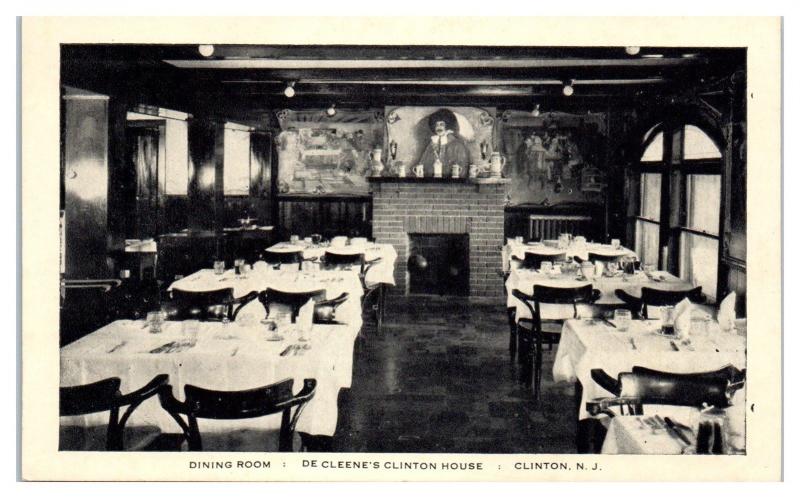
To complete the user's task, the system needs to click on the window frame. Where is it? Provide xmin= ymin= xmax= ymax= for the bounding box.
xmin=629 ymin=120 xmax=724 ymax=301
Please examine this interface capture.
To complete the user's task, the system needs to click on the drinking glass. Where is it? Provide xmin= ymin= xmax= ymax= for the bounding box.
xmin=606 ymin=261 xmax=619 ymax=274
xmin=146 ymin=311 xmax=163 ymax=334
xmin=234 ymin=258 xmax=246 ymax=275
xmin=182 ymin=319 xmax=200 ymax=343
xmin=659 ymin=305 xmax=676 ymax=335
xmin=611 ymin=238 xmax=621 ymax=250
xmin=213 ymin=260 xmax=225 ymax=275
xmin=613 ymin=309 xmax=631 ymax=331
xmin=540 ymin=261 xmax=553 ymax=274
xmin=290 ymin=235 xmax=300 ymax=244
xmin=643 ymin=263 xmax=656 ymax=274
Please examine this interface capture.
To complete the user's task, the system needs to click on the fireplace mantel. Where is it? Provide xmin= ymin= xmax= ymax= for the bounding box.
xmin=371 ymin=179 xmax=508 ymax=303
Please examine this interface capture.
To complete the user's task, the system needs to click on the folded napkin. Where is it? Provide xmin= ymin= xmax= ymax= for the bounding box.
xmin=673 ymin=298 xmax=694 ymax=339
xmin=297 ymin=298 xmax=314 ymax=331
xmin=718 ymin=292 xmax=737 ymax=332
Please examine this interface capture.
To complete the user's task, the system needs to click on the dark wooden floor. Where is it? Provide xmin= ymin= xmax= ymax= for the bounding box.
xmin=331 ymin=296 xmax=577 ymax=453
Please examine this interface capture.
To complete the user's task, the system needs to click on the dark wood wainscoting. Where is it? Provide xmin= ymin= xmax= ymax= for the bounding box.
xmin=277 ymin=195 xmax=372 ymax=240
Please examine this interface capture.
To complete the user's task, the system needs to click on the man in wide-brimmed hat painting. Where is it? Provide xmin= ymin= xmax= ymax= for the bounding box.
xmin=417 ymin=108 xmax=471 ymax=177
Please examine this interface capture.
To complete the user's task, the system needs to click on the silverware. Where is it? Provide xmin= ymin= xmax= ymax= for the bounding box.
xmin=661 ymin=416 xmax=693 ymax=447
xmin=629 ymin=337 xmax=637 ymax=350
xmin=108 ymin=341 xmax=127 ymax=353
xmin=669 ymin=340 xmax=680 ymax=351
xmin=600 ymin=317 xmax=616 ymax=329
xmin=279 ymin=345 xmax=295 ymax=357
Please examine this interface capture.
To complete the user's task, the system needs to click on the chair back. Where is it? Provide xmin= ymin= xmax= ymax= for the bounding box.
xmin=517 ymin=251 xmax=566 ymax=269
xmin=60 ymin=375 xmax=168 ymax=450
xmin=60 ymin=377 xmax=122 ymax=416
xmin=258 ymin=288 xmax=325 ymax=323
xmin=184 ymin=379 xmax=297 ymax=419
xmin=640 ymin=286 xmax=705 ymax=307
xmin=313 ymin=292 xmax=350 ymax=324
xmin=322 ymin=251 xmax=365 ymax=272
xmin=618 ymin=370 xmax=731 ymax=408
xmin=158 ymin=378 xmax=317 ymax=451
xmin=165 ymin=287 xmax=236 ymax=321
xmin=512 ymin=284 xmax=600 ymax=325
xmin=262 ymin=250 xmax=304 ymax=267
xmin=587 ymin=251 xmax=624 ymax=263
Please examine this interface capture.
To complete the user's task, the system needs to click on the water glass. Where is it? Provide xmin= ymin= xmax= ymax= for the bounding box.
xmin=659 ymin=305 xmax=676 ymax=335
xmin=290 ymin=235 xmax=300 ymax=244
xmin=234 ymin=258 xmax=246 ymax=275
xmin=540 ymin=261 xmax=553 ymax=274
xmin=611 ymin=238 xmax=621 ymax=250
xmin=182 ymin=319 xmax=200 ymax=343
xmin=606 ymin=261 xmax=619 ymax=274
xmin=146 ymin=311 xmax=163 ymax=334
xmin=213 ymin=260 xmax=225 ymax=275
xmin=613 ymin=309 xmax=632 ymax=331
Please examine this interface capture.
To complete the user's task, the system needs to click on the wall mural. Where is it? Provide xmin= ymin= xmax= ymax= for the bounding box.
xmin=275 ymin=109 xmax=383 ymax=195
xmin=500 ymin=111 xmax=609 ymax=205
xmin=385 ymin=106 xmax=496 ymax=178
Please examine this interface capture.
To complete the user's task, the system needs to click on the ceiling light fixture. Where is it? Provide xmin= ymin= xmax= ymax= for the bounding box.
xmin=562 ymin=80 xmax=575 ymax=97
xmin=326 ymin=103 xmax=337 ymax=117
xmin=198 ymin=44 xmax=215 ymax=57
xmin=531 ymin=104 xmax=541 ymax=117
xmin=625 ymin=46 xmax=641 ymax=56
xmin=284 ymin=81 xmax=296 ymax=98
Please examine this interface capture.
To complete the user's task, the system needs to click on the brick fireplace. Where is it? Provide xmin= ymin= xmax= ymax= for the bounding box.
xmin=370 ymin=178 xmax=508 ymax=303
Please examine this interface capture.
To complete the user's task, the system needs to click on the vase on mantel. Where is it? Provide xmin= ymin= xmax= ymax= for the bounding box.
xmin=370 ymin=148 xmax=384 ymax=177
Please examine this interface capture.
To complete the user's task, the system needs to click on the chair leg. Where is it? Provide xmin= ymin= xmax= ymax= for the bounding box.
xmin=518 ymin=326 xmax=533 ymax=388
xmin=187 ymin=417 xmax=202 ymax=451
xmin=533 ymin=333 xmax=543 ymax=401
xmin=507 ymin=308 xmax=517 ymax=362
xmin=106 ymin=407 xmax=123 ymax=451
xmin=279 ymin=409 xmax=293 ymax=451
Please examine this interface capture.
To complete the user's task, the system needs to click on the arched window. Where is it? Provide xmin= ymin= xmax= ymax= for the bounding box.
xmin=632 ymin=121 xmax=723 ymax=301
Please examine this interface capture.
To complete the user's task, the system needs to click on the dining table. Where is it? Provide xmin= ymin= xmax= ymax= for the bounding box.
xmin=168 ymin=266 xmax=365 ymax=326
xmin=506 ymin=268 xmax=696 ymax=322
xmin=502 ymin=239 xmax=638 ymax=273
xmin=552 ymin=316 xmax=746 ymax=454
xmin=60 ymin=318 xmax=360 ymax=445
xmin=266 ymin=240 xmax=398 ymax=288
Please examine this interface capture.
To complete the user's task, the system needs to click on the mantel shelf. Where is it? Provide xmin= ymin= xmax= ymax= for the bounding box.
xmin=367 ymin=176 xmax=511 ymax=185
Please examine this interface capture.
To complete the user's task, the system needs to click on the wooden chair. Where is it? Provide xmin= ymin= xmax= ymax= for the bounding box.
xmin=157 ymin=378 xmax=317 ymax=451
xmin=257 ymin=288 xmax=323 ymax=323
xmin=164 ymin=288 xmax=257 ymax=322
xmin=261 ymin=249 xmax=306 ymax=269
xmin=614 ymin=286 xmax=705 ymax=318
xmin=512 ymin=285 xmax=601 ymax=401
xmin=511 ymin=251 xmax=567 ymax=270
xmin=586 ymin=366 xmax=744 ymax=417
xmin=586 ymin=251 xmax=625 ymax=263
xmin=321 ymin=251 xmax=386 ymax=333
xmin=60 ymin=374 xmax=168 ymax=450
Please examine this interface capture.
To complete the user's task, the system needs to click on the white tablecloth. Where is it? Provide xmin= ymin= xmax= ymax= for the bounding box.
xmin=506 ymin=269 xmax=695 ymax=322
xmin=267 ymin=241 xmax=397 ymax=287
xmin=502 ymin=240 xmax=637 ymax=272
xmin=552 ymin=318 xmax=746 ymax=420
xmin=601 ymin=393 xmax=746 ymax=455
xmin=168 ymin=268 xmax=364 ymax=327
xmin=60 ymin=319 xmax=360 ymax=438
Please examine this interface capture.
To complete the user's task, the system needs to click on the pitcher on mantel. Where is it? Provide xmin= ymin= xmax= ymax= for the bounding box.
xmin=489 ymin=151 xmax=506 ymax=178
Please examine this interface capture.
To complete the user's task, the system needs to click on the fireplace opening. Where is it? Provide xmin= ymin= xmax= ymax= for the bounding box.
xmin=407 ymin=233 xmax=469 ymax=296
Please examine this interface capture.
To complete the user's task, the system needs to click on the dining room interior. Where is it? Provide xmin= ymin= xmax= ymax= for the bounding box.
xmin=58 ymin=43 xmax=748 ymax=455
